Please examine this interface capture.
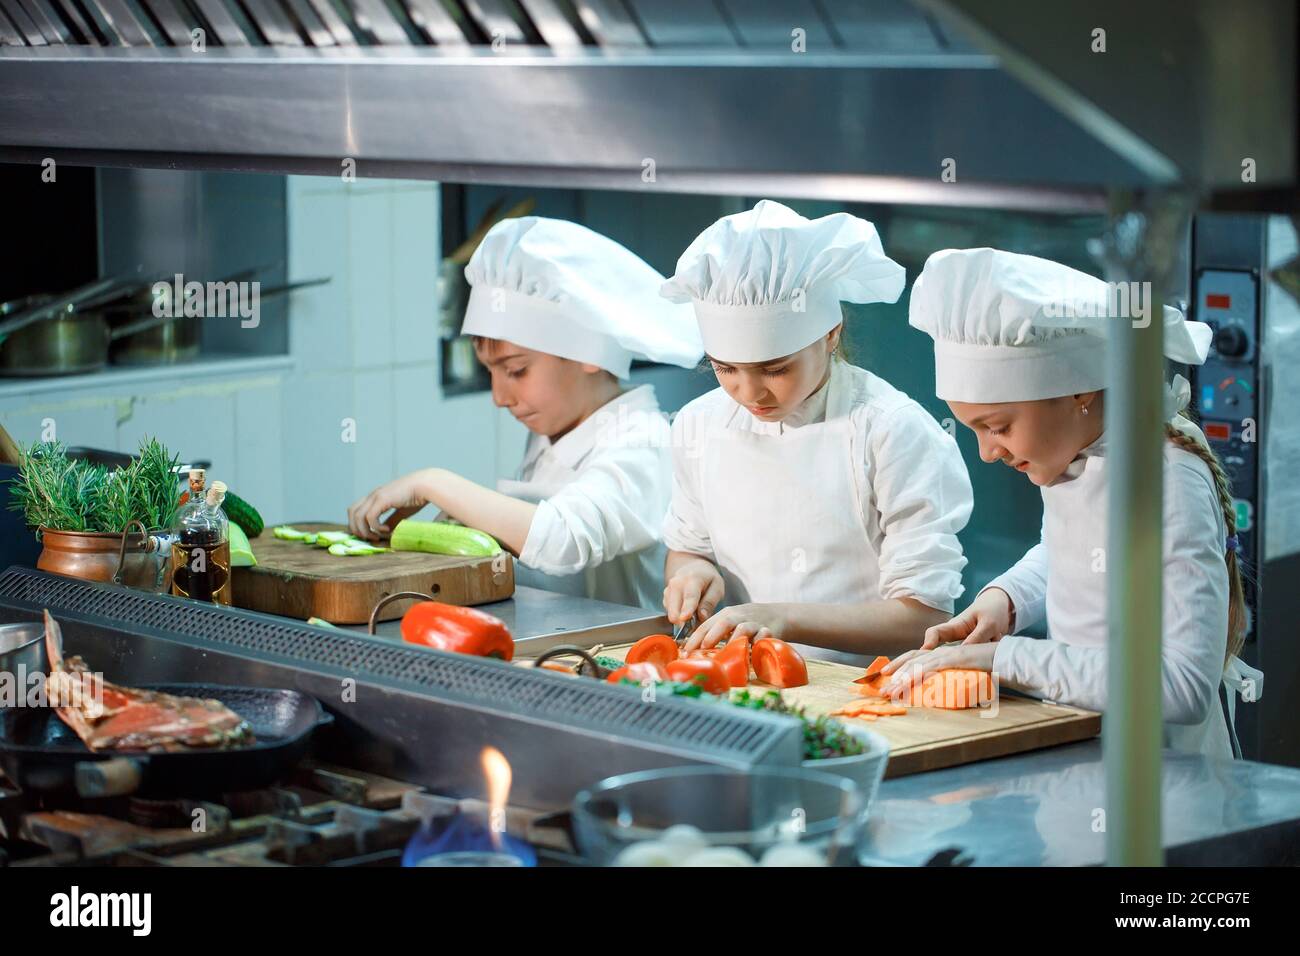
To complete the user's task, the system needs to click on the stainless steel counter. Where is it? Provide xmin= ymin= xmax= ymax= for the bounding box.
xmin=343 ymin=585 xmax=669 ymax=656
xmin=859 ymin=739 xmax=1300 ymax=866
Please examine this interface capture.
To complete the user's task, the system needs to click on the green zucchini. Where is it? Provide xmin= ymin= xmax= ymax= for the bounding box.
xmin=389 ymin=519 xmax=502 ymax=557
xmin=221 ymin=491 xmax=264 ymax=538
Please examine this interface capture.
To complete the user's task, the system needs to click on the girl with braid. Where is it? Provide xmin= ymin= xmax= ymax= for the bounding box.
xmin=886 ymin=248 xmax=1262 ymax=759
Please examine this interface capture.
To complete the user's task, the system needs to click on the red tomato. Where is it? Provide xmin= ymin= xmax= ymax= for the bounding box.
xmin=713 ymin=636 xmax=751 ymax=688
xmin=606 ymin=661 xmax=668 ymax=684
xmin=751 ymin=637 xmax=808 ymax=688
xmin=626 ymin=634 xmax=680 ymax=670
xmin=665 ymin=657 xmax=730 ymax=695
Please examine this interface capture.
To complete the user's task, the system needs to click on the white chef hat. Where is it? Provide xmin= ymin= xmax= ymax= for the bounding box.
xmin=909 ymin=247 xmax=1212 ymax=403
xmin=462 ymin=216 xmax=703 ymax=378
xmin=660 ymin=200 xmax=905 ymax=363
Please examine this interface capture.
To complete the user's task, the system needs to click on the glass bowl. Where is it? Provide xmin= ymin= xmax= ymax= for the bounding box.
xmin=572 ymin=765 xmax=865 ymax=867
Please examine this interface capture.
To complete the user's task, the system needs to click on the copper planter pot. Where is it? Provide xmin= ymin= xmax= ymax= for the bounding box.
xmin=36 ymin=527 xmax=171 ymax=593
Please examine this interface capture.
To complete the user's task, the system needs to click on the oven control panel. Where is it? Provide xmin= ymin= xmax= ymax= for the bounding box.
xmin=1191 ymin=268 xmax=1259 ymax=637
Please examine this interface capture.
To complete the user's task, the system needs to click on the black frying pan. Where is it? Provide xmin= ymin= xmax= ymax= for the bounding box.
xmin=0 ymin=685 xmax=332 ymax=799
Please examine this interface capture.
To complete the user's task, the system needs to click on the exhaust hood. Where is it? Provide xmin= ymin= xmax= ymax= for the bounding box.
xmin=0 ymin=0 xmax=1294 ymax=208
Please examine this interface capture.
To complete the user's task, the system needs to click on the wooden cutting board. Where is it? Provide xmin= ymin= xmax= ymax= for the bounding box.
xmin=548 ymin=644 xmax=1100 ymax=779
xmin=231 ymin=522 xmax=514 ymax=624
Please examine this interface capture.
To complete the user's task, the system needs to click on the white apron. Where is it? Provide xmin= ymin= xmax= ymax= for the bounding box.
xmin=699 ymin=406 xmax=879 ymax=666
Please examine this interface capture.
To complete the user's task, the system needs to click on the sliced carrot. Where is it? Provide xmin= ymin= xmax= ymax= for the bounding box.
xmin=850 ymin=659 xmax=993 ymax=710
xmin=854 ymin=702 xmax=908 ymax=716
xmin=907 ymin=669 xmax=994 ymax=710
xmin=830 ymin=699 xmax=907 ymax=718
xmin=852 ymin=656 xmax=893 ymax=697
xmin=853 ymin=655 xmax=890 ymax=682
xmin=828 ymin=707 xmax=879 ymax=721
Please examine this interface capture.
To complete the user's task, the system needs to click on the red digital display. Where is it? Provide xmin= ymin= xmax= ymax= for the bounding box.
xmin=1205 ymin=293 xmax=1232 ymax=309
xmin=1204 ymin=422 xmax=1232 ymax=441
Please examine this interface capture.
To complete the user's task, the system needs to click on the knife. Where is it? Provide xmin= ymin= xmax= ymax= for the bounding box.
xmin=672 ymin=614 xmax=698 ymax=646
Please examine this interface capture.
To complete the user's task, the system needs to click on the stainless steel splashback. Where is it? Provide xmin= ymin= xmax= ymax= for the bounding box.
xmin=0 ymin=566 xmax=803 ymax=809
xmin=0 ymin=0 xmax=1292 ymax=205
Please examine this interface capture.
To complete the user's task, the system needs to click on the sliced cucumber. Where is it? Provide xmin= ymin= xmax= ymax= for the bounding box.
xmin=327 ymin=541 xmax=390 ymax=556
xmin=273 ymin=525 xmax=312 ymax=541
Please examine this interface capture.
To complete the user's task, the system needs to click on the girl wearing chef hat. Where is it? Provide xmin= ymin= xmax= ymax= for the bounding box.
xmin=348 ymin=216 xmax=703 ymax=610
xmin=885 ymin=247 xmax=1263 ymax=759
xmin=661 ymin=200 xmax=974 ymax=663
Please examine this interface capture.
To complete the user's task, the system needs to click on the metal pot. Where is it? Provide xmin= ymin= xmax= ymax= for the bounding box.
xmin=101 ymin=276 xmax=330 ymax=368
xmin=0 ymin=275 xmax=139 ymax=377
xmin=0 ymin=623 xmax=46 ymax=709
xmin=0 ymin=295 xmax=203 ymax=376
xmin=0 ymin=274 xmax=329 ymax=374
xmin=0 ymin=295 xmax=114 ymax=376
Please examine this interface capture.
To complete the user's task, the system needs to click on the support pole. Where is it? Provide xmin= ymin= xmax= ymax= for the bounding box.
xmin=1094 ymin=192 xmax=1191 ymax=866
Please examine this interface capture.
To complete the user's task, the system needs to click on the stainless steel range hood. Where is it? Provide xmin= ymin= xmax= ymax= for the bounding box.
xmin=0 ymin=0 xmax=1292 ymax=207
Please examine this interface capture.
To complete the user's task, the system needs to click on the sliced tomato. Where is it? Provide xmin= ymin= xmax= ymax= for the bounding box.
xmin=751 ymin=637 xmax=808 ymax=688
xmin=606 ymin=661 xmax=668 ymax=684
xmin=713 ymin=636 xmax=751 ymax=688
xmin=626 ymin=634 xmax=680 ymax=670
xmin=665 ymin=657 xmax=730 ymax=695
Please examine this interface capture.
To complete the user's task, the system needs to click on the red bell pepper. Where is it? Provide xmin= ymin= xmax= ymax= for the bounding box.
xmin=400 ymin=602 xmax=514 ymax=661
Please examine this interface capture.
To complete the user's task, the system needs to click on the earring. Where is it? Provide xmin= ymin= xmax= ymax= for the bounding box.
xmin=1081 ymin=406 xmax=1090 ymax=416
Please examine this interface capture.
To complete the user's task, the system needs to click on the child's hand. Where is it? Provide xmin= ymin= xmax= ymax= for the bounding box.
xmin=663 ymin=558 xmax=725 ymax=631
xmin=682 ymin=603 xmax=787 ymax=653
xmin=347 ymin=470 xmax=434 ymax=540
xmin=918 ymin=587 xmax=1014 ymax=651
xmin=879 ymin=641 xmax=998 ymax=699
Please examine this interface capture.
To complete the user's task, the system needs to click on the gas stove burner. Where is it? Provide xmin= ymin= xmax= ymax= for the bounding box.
xmin=0 ymin=761 xmax=581 ymax=867
xmin=127 ymin=797 xmax=189 ymax=829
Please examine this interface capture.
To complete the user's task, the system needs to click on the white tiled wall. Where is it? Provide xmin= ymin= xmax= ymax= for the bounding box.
xmin=0 ymin=177 xmax=513 ymax=530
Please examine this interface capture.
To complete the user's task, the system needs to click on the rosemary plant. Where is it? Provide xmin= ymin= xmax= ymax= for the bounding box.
xmin=6 ymin=438 xmax=182 ymax=536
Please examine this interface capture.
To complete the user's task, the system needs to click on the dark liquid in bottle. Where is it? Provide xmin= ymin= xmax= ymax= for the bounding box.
xmin=171 ymin=529 xmax=231 ymax=604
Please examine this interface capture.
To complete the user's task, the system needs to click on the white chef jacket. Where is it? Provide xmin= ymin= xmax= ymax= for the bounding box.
xmin=500 ymin=385 xmax=672 ymax=611
xmin=986 ymin=431 xmax=1237 ymax=758
xmin=663 ymin=360 xmax=972 ymax=616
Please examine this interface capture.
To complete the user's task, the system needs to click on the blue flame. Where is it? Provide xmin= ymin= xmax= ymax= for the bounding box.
xmin=401 ymin=813 xmax=537 ymax=867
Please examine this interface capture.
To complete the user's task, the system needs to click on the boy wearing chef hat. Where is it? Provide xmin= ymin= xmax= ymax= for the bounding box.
xmin=348 ymin=216 xmax=703 ymax=610
xmin=885 ymin=247 xmax=1262 ymax=758
xmin=660 ymin=200 xmax=974 ymax=663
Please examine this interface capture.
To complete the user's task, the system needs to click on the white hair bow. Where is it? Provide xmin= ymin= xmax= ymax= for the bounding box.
xmin=1164 ymin=373 xmax=1192 ymax=423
